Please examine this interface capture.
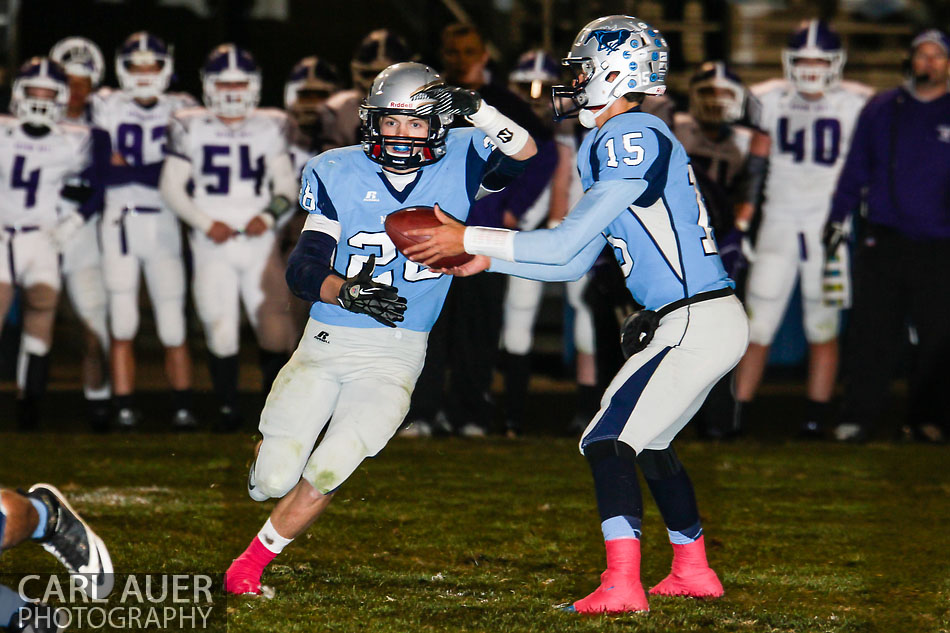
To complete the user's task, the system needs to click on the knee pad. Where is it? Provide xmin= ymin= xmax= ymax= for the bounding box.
xmin=254 ymin=437 xmax=308 ymax=499
xmin=203 ymin=316 xmax=239 ymax=357
xmin=636 ymin=446 xmax=683 ymax=480
xmin=154 ymin=300 xmax=186 ymax=348
xmin=584 ymin=438 xmax=638 ymax=464
xmin=109 ymin=291 xmax=140 ymax=341
xmin=803 ymin=298 xmax=840 ymax=344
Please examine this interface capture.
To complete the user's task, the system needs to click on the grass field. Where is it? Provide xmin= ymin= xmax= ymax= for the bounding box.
xmin=2 ymin=413 xmax=948 ymax=633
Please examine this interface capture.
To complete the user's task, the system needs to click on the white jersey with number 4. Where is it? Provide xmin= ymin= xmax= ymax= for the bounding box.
xmin=753 ymin=79 xmax=872 ymax=223
xmin=0 ymin=116 xmax=91 ymax=229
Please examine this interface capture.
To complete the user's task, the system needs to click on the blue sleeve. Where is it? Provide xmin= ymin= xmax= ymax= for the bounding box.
xmin=490 ymin=235 xmax=604 ymax=282
xmin=286 ymin=230 xmax=341 ymax=303
xmin=299 ymin=156 xmax=338 ymax=219
xmin=829 ymin=98 xmax=875 ymax=224
xmin=511 ymin=178 xmax=646 ymax=265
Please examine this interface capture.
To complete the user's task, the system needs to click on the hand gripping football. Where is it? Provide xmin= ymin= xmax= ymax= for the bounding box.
xmin=384 ymin=206 xmax=475 ymax=269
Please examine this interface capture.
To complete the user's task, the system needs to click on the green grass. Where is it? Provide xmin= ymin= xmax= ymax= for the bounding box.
xmin=1 ymin=433 xmax=948 ymax=632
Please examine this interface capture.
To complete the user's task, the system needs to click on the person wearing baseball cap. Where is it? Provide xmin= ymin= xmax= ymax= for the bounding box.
xmin=824 ymin=27 xmax=950 ymax=444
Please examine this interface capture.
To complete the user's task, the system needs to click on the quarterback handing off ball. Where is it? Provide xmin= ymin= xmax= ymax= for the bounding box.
xmin=385 ymin=206 xmax=475 ymax=269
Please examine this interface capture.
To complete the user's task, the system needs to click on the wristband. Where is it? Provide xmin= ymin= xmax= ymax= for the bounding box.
xmin=466 ymin=103 xmax=529 ymax=157
xmin=463 ymin=226 xmax=516 ymax=261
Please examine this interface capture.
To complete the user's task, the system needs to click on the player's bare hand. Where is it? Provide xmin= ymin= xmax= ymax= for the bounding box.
xmin=207 ymin=221 xmax=236 ymax=244
xmin=404 ymin=204 xmax=466 ymax=265
xmin=110 ymin=152 xmax=128 ymax=167
xmin=430 ymin=254 xmax=490 ymax=277
xmin=244 ymin=215 xmax=269 ymax=237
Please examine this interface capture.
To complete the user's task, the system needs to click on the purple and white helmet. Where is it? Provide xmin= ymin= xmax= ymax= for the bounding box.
xmin=11 ymin=57 xmax=69 ymax=127
xmin=552 ymin=15 xmax=668 ymax=128
xmin=202 ymin=44 xmax=261 ymax=118
xmin=50 ymin=37 xmax=105 ymax=88
xmin=689 ymin=61 xmax=746 ymax=125
xmin=509 ymin=50 xmax=560 ymax=100
xmin=116 ymin=32 xmax=174 ymax=99
xmin=783 ymin=20 xmax=845 ymax=94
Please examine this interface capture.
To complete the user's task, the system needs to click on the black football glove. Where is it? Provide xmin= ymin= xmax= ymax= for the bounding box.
xmin=717 ymin=228 xmax=748 ymax=278
xmin=620 ymin=310 xmax=660 ymax=360
xmin=822 ymin=220 xmax=849 ymax=256
xmin=412 ymin=85 xmax=482 ymax=117
xmin=60 ymin=176 xmax=94 ymax=205
xmin=337 ymin=254 xmax=407 ymax=328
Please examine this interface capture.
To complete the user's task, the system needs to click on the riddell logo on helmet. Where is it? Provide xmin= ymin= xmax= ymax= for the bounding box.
xmin=389 ymin=101 xmax=413 ymax=108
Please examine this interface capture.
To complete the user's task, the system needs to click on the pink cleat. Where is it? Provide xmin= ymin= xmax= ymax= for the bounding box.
xmin=649 ymin=535 xmax=724 ymax=598
xmin=225 ymin=537 xmax=277 ymax=597
xmin=570 ymin=539 xmax=649 ymax=614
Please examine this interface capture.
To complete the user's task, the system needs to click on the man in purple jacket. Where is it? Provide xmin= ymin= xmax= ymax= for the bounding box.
xmin=825 ymin=29 xmax=950 ymax=443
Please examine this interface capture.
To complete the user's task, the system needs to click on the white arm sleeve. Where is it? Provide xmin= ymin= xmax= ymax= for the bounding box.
xmin=159 ymin=155 xmax=214 ymax=234
xmin=509 ymin=178 xmax=647 ymax=265
xmin=488 ymin=234 xmax=606 ymax=282
xmin=269 ymin=152 xmax=298 ymax=201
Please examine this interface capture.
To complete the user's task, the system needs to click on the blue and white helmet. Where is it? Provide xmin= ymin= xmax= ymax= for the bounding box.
xmin=11 ymin=57 xmax=69 ymax=127
xmin=689 ymin=61 xmax=746 ymax=125
xmin=202 ymin=44 xmax=261 ymax=118
xmin=509 ymin=50 xmax=560 ymax=100
xmin=783 ymin=20 xmax=845 ymax=94
xmin=50 ymin=37 xmax=105 ymax=88
xmin=553 ymin=15 xmax=668 ymax=128
xmin=116 ymin=32 xmax=174 ymax=99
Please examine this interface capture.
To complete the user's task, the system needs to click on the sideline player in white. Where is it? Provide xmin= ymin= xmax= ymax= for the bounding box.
xmin=223 ymin=62 xmax=537 ymax=596
xmin=731 ymin=20 xmax=872 ymax=437
xmin=498 ymin=49 xmax=597 ymax=438
xmin=50 ymin=36 xmax=114 ymax=430
xmin=406 ymin=16 xmax=749 ymax=613
xmin=92 ymin=32 xmax=198 ymax=430
xmin=0 ymin=58 xmax=93 ymax=430
xmin=161 ymin=44 xmax=299 ymax=431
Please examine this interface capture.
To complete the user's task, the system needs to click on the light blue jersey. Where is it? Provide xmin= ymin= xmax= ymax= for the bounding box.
xmin=492 ymin=109 xmax=732 ymax=311
xmin=299 ymin=127 xmax=494 ymax=331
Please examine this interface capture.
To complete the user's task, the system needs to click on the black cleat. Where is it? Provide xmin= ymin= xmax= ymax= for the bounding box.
xmin=16 ymin=398 xmax=40 ymax=432
xmin=27 ymin=484 xmax=114 ymax=599
xmin=115 ymin=407 xmax=142 ymax=431
xmin=172 ymin=408 xmax=199 ymax=432
xmin=797 ymin=420 xmax=825 ymax=440
xmin=213 ymin=406 xmax=243 ymax=433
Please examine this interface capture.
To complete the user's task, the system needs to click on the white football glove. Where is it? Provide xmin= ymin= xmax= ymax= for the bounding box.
xmin=52 ymin=210 xmax=85 ymax=252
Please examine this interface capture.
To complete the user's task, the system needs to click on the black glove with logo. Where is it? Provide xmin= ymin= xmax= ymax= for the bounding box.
xmin=412 ymin=85 xmax=482 ymax=117
xmin=337 ymin=254 xmax=407 ymax=328
xmin=620 ymin=310 xmax=660 ymax=360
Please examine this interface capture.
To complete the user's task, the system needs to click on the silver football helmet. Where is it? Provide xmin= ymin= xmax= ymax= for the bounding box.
xmin=553 ymin=15 xmax=668 ymax=128
xmin=359 ymin=62 xmax=452 ymax=169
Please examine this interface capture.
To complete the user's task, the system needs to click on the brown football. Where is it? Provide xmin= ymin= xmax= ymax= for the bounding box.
xmin=385 ymin=206 xmax=475 ymax=269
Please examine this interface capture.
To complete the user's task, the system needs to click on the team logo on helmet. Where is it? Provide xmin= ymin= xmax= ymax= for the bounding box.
xmin=585 ymin=29 xmax=633 ymax=53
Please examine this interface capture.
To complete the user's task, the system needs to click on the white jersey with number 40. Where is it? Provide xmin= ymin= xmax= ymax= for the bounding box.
xmin=753 ymin=78 xmax=872 ymax=222
xmin=167 ymin=107 xmax=294 ymax=228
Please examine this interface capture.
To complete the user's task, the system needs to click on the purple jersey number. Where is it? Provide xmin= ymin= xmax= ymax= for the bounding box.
xmin=201 ymin=144 xmax=266 ymax=195
xmin=11 ymin=155 xmax=40 ymax=208
xmin=778 ymin=117 xmax=841 ymax=165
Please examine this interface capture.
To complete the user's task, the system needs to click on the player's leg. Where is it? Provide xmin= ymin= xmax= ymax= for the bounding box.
xmin=567 ymin=275 xmax=600 ymax=431
xmin=576 ymin=297 xmax=747 ymax=607
xmin=142 ymin=218 xmax=195 ymax=429
xmin=0 ymin=489 xmax=39 ymax=550
xmin=101 ymin=217 xmax=143 ymax=428
xmin=734 ymin=220 xmax=799 ymax=412
xmin=242 ymin=237 xmax=294 ymax=393
xmin=568 ymin=439 xmax=648 ymax=613
xmin=799 ymin=225 xmax=841 ymax=437
xmin=500 ymin=275 xmax=544 ymax=436
xmin=16 ymin=282 xmax=59 ymax=430
xmin=191 ymin=237 xmax=242 ymax=430
xmin=225 ymin=321 xmax=346 ymax=595
xmin=64 ymin=266 xmax=112 ymax=431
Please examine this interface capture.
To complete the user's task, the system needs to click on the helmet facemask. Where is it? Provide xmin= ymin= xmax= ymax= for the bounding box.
xmin=117 ymin=49 xmax=173 ymax=100
xmin=11 ymin=60 xmax=69 ymax=128
xmin=360 ymin=109 xmax=448 ymax=169
xmin=783 ymin=49 xmax=845 ymax=94
xmin=204 ymin=73 xmax=261 ymax=118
